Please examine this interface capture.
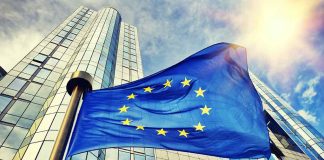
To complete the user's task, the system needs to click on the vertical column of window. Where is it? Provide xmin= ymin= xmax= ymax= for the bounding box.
xmin=92 ymin=10 xmax=112 ymax=87
xmin=66 ymin=9 xmax=108 ymax=159
xmin=87 ymin=9 xmax=113 ymax=89
xmin=112 ymin=22 xmax=125 ymax=86
xmin=129 ymin=27 xmax=140 ymax=81
xmin=121 ymin=24 xmax=131 ymax=83
xmin=71 ymin=8 xmax=107 ymax=90
xmin=68 ymin=12 xmax=97 ymax=73
xmin=101 ymin=10 xmax=121 ymax=88
xmin=134 ymin=28 xmax=144 ymax=78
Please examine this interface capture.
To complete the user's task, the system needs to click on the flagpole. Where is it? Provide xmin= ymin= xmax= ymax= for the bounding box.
xmin=50 ymin=71 xmax=93 ymax=160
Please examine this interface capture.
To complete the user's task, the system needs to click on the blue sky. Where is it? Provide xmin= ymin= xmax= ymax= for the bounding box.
xmin=0 ymin=0 xmax=323 ymax=134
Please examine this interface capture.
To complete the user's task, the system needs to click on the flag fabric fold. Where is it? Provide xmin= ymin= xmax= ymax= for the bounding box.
xmin=67 ymin=42 xmax=270 ymax=158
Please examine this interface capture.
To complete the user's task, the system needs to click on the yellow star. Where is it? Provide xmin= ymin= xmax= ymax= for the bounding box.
xmin=136 ymin=125 xmax=144 ymax=130
xmin=200 ymin=105 xmax=212 ymax=115
xmin=181 ymin=77 xmax=191 ymax=87
xmin=122 ymin=118 xmax=132 ymax=125
xmin=178 ymin=129 xmax=189 ymax=138
xmin=163 ymin=79 xmax=172 ymax=88
xmin=127 ymin=93 xmax=136 ymax=100
xmin=194 ymin=87 xmax=206 ymax=97
xmin=119 ymin=105 xmax=129 ymax=113
xmin=193 ymin=122 xmax=205 ymax=131
xmin=156 ymin=128 xmax=167 ymax=136
xmin=143 ymin=86 xmax=153 ymax=93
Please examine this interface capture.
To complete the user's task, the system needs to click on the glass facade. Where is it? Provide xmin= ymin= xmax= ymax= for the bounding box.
xmin=0 ymin=5 xmax=322 ymax=160
xmin=250 ymin=73 xmax=324 ymax=160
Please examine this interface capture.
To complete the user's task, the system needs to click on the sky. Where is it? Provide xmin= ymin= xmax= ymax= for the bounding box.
xmin=0 ymin=0 xmax=323 ymax=135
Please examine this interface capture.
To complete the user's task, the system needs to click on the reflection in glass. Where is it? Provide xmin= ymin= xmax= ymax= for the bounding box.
xmin=8 ymin=78 xmax=26 ymax=91
xmin=8 ymin=99 xmax=29 ymax=116
xmin=119 ymin=151 xmax=130 ymax=160
xmin=22 ymin=65 xmax=38 ymax=75
xmin=22 ymin=103 xmax=42 ymax=120
xmin=0 ymin=95 xmax=11 ymax=112
xmin=3 ymin=126 xmax=28 ymax=149
xmin=134 ymin=154 xmax=145 ymax=160
xmin=33 ymin=54 xmax=47 ymax=63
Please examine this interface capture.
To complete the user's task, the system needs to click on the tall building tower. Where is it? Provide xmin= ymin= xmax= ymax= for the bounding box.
xmin=0 ymin=6 xmax=322 ymax=160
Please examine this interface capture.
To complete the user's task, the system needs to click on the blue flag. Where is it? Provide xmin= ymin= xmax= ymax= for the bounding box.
xmin=67 ymin=43 xmax=270 ymax=158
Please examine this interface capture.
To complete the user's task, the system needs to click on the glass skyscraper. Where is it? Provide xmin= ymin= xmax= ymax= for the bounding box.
xmin=0 ymin=6 xmax=323 ymax=160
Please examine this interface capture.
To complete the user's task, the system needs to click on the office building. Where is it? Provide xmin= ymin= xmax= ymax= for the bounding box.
xmin=0 ymin=6 xmax=322 ymax=160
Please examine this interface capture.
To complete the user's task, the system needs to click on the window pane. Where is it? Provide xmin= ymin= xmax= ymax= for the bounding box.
xmin=61 ymin=39 xmax=72 ymax=47
xmin=33 ymin=54 xmax=47 ymax=63
xmin=67 ymin=33 xmax=76 ymax=40
xmin=8 ymin=78 xmax=26 ymax=91
xmin=52 ymin=50 xmax=63 ymax=59
xmin=134 ymin=147 xmax=145 ymax=153
xmin=130 ymin=55 xmax=136 ymax=62
xmin=105 ymin=148 xmax=118 ymax=160
xmin=123 ymin=59 xmax=129 ymax=67
xmin=71 ymin=153 xmax=87 ymax=160
xmin=145 ymin=148 xmax=154 ymax=156
xmin=22 ymin=103 xmax=42 ymax=120
xmin=0 ymin=95 xmax=11 ymax=113
xmin=0 ymin=124 xmax=13 ymax=144
xmin=47 ymin=71 xmax=60 ymax=82
xmin=45 ymin=58 xmax=59 ymax=67
xmin=3 ymin=126 xmax=28 ymax=149
xmin=68 ymin=21 xmax=76 ymax=27
xmin=0 ymin=75 xmax=15 ymax=87
xmin=130 ymin=62 xmax=137 ymax=70
xmin=22 ymin=65 xmax=38 ymax=75
xmin=0 ymin=146 xmax=16 ymax=160
xmin=75 ymin=24 xmax=82 ymax=30
xmin=71 ymin=28 xmax=80 ymax=34
xmin=52 ymin=36 xmax=63 ymax=44
xmin=119 ymin=151 xmax=130 ymax=160
xmin=58 ymin=30 xmax=68 ymax=37
xmin=37 ymin=69 xmax=51 ymax=79
xmin=24 ymin=82 xmax=41 ymax=95
xmin=41 ymin=47 xmax=53 ymax=55
xmin=134 ymin=154 xmax=145 ymax=160
xmin=7 ymin=100 xmax=29 ymax=116
xmin=36 ymin=85 xmax=51 ymax=98
xmin=63 ymin=25 xmax=72 ymax=31
xmin=2 ymin=114 xmax=19 ymax=124
xmin=146 ymin=156 xmax=155 ymax=160
xmin=17 ymin=117 xmax=33 ymax=128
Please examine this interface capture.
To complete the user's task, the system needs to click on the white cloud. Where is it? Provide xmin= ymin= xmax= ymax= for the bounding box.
xmin=0 ymin=28 xmax=43 ymax=71
xmin=294 ymin=81 xmax=304 ymax=93
xmin=297 ymin=109 xmax=319 ymax=125
xmin=301 ymin=75 xmax=321 ymax=104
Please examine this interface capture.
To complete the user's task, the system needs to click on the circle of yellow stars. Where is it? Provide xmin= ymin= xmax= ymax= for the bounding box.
xmin=119 ymin=77 xmax=212 ymax=138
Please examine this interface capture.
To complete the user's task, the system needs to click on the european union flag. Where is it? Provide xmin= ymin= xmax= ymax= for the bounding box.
xmin=67 ymin=43 xmax=270 ymax=158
